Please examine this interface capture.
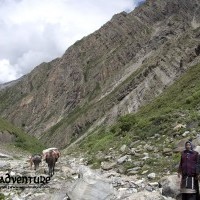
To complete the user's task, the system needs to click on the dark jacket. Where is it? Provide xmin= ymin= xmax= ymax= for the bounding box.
xmin=178 ymin=150 xmax=199 ymax=177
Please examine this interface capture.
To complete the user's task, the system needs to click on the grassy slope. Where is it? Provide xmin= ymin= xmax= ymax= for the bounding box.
xmin=0 ymin=117 xmax=45 ymax=154
xmin=70 ymin=63 xmax=200 ymax=175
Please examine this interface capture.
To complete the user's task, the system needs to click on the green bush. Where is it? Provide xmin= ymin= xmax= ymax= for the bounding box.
xmin=185 ymin=96 xmax=194 ymax=104
xmin=0 ymin=193 xmax=5 ymax=200
xmin=0 ymin=118 xmax=45 ymax=153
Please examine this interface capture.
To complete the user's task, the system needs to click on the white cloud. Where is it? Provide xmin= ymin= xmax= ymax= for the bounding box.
xmin=0 ymin=0 xmax=144 ymax=83
xmin=0 ymin=59 xmax=20 ymax=83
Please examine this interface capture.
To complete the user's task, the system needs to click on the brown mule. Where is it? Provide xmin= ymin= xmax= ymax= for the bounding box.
xmin=45 ymin=150 xmax=57 ymax=177
xmin=30 ymin=154 xmax=42 ymax=170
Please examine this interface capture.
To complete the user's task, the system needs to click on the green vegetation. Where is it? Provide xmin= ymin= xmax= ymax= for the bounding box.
xmin=0 ymin=193 xmax=5 ymax=200
xmin=0 ymin=86 xmax=26 ymax=111
xmin=74 ymin=63 xmax=200 ymax=173
xmin=0 ymin=117 xmax=45 ymax=153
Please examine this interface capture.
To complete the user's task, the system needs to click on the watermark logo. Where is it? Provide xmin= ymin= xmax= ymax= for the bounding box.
xmin=0 ymin=173 xmax=51 ymax=189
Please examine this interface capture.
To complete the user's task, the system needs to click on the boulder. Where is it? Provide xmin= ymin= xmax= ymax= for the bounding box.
xmin=173 ymin=124 xmax=186 ymax=131
xmin=67 ymin=165 xmax=114 ymax=200
xmin=193 ymin=136 xmax=200 ymax=147
xmin=0 ymin=161 xmax=11 ymax=170
xmin=117 ymin=155 xmax=129 ymax=164
xmin=159 ymin=175 xmax=180 ymax=198
xmin=194 ymin=145 xmax=200 ymax=153
xmin=0 ymin=153 xmax=13 ymax=159
xmin=147 ymin=173 xmax=156 ymax=179
xmin=163 ymin=148 xmax=172 ymax=156
xmin=120 ymin=145 xmax=128 ymax=153
xmin=101 ymin=162 xmax=116 ymax=171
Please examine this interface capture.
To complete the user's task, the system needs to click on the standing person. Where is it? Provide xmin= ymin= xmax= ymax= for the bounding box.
xmin=178 ymin=141 xmax=199 ymax=200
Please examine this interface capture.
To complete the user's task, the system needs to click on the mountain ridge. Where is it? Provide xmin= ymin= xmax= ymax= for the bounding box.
xmin=1 ymin=0 xmax=200 ymax=148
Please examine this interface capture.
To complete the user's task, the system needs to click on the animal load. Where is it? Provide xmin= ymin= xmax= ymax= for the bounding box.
xmin=42 ymin=147 xmax=60 ymax=162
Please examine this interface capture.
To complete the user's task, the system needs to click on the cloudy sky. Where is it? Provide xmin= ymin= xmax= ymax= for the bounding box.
xmin=0 ymin=0 xmax=144 ymax=83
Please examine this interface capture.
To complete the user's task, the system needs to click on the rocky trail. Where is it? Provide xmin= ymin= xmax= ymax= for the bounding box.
xmin=0 ymin=146 xmax=181 ymax=200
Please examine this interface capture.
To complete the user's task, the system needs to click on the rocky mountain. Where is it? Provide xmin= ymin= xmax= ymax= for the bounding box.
xmin=1 ymin=0 xmax=200 ymax=148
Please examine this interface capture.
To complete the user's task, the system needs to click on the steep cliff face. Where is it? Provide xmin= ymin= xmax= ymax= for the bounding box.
xmin=1 ymin=0 xmax=200 ymax=147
